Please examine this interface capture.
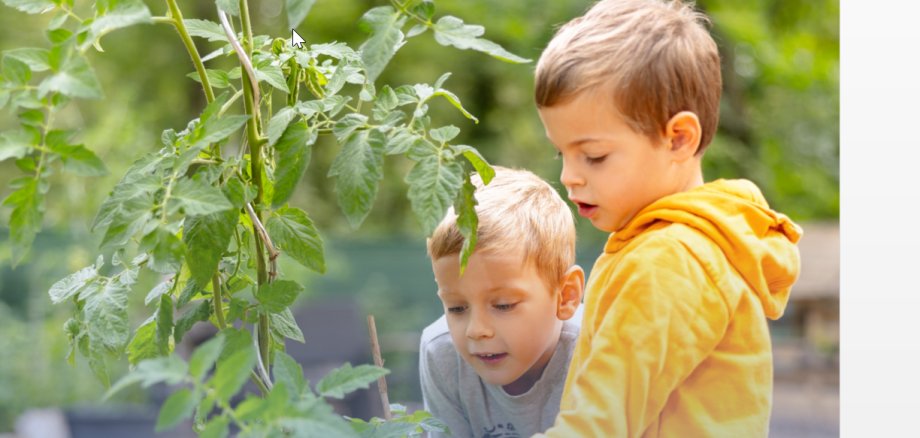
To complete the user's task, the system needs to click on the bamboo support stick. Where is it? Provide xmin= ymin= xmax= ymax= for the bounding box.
xmin=367 ymin=315 xmax=392 ymax=420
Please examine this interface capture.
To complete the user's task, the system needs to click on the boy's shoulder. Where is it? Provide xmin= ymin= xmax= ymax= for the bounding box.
xmin=420 ymin=315 xmax=454 ymax=354
xmin=613 ymin=223 xmax=728 ymax=280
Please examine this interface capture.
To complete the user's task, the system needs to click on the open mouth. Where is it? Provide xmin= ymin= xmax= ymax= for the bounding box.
xmin=475 ymin=352 xmax=508 ymax=365
xmin=576 ymin=202 xmax=598 ymax=218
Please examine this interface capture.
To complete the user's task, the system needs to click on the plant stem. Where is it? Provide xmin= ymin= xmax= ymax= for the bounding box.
xmin=212 ymin=274 xmax=226 ymax=329
xmin=367 ymin=315 xmax=392 ymax=420
xmin=165 ymin=0 xmax=215 ymax=104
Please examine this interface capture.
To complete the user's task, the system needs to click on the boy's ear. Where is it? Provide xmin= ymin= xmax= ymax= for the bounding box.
xmin=664 ymin=111 xmax=702 ymax=160
xmin=556 ymin=265 xmax=585 ymax=320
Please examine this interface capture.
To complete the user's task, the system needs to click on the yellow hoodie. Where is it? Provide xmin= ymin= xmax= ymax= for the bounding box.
xmin=536 ymin=179 xmax=801 ymax=438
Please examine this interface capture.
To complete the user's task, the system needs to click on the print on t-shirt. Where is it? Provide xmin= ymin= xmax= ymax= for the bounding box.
xmin=481 ymin=422 xmax=520 ymax=438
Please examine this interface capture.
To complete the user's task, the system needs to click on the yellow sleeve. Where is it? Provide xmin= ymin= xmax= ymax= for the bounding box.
xmin=537 ymin=236 xmax=731 ymax=437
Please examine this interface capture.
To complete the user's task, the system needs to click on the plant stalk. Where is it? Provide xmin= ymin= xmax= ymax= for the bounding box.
xmin=165 ymin=0 xmax=215 ymax=104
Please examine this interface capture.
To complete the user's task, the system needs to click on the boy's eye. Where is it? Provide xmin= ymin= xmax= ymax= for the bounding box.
xmin=494 ymin=303 xmax=517 ymax=312
xmin=447 ymin=306 xmax=467 ymax=314
xmin=586 ymin=155 xmax=607 ymax=164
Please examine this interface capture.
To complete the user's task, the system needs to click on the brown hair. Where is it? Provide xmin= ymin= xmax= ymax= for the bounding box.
xmin=535 ymin=0 xmax=722 ymax=153
xmin=427 ymin=166 xmax=576 ymax=287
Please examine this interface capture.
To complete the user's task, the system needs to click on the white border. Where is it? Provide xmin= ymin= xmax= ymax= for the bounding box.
xmin=841 ymin=0 xmax=920 ymax=435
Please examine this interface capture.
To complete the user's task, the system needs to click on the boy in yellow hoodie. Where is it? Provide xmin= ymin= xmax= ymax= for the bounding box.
xmin=531 ymin=0 xmax=802 ymax=437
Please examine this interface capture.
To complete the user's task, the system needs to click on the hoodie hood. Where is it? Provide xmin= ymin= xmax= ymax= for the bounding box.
xmin=605 ymin=179 xmax=802 ymax=319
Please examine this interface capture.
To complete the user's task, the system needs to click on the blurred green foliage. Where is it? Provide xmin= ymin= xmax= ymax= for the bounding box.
xmin=0 ymin=0 xmax=837 ymax=430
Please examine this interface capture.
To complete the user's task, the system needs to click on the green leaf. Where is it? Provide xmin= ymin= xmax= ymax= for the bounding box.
xmin=199 ymin=416 xmax=229 ymax=438
xmin=215 ymin=0 xmax=239 ymax=16
xmin=80 ymin=0 xmax=152 ymax=51
xmin=433 ymin=16 xmax=530 ymax=63
xmin=222 ymin=175 xmax=255 ymax=209
xmin=454 ymin=176 xmax=478 ymax=273
xmin=51 ymin=143 xmax=108 ymax=176
xmin=383 ymin=127 xmax=420 ymax=156
xmin=174 ymin=299 xmax=211 ymax=343
xmin=2 ymin=57 xmax=31 ymax=84
xmin=286 ymin=0 xmax=315 ymax=29
xmin=0 ymin=0 xmax=54 ymax=14
xmin=184 ymin=209 xmax=237 ymax=286
xmin=358 ymin=6 xmax=407 ymax=83
xmin=406 ymin=155 xmax=464 ymax=235
xmin=210 ymin=341 xmax=256 ymax=403
xmin=265 ymin=206 xmax=325 ymax=273
xmin=432 ymin=88 xmax=478 ymax=123
xmin=156 ymin=388 xmax=199 ymax=431
xmin=412 ymin=0 xmax=435 ymax=21
xmin=327 ymin=129 xmax=385 ymax=228
xmin=187 ymin=69 xmax=232 ymax=89
xmin=316 ymin=363 xmax=389 ymax=399
xmin=255 ymin=279 xmax=303 ymax=313
xmin=189 ymin=334 xmax=224 ymax=381
xmin=170 ymin=178 xmax=233 ymax=216
xmin=106 ymin=355 xmax=188 ymax=399
xmin=372 ymin=85 xmax=398 ymax=121
xmin=38 ymin=54 xmax=103 ymax=99
xmin=145 ymin=278 xmax=173 ymax=305
xmin=156 ymin=294 xmax=174 ymax=355
xmin=332 ymin=113 xmax=368 ymax=141
xmin=254 ymin=62 xmax=289 ymax=92
xmin=267 ymin=106 xmax=297 ymax=146
xmin=429 ymin=125 xmax=459 ymax=143
xmin=84 ymin=274 xmax=135 ymax=352
xmin=139 ymin=227 xmax=186 ymax=274
xmin=190 ymin=114 xmax=250 ymax=150
xmin=272 ymin=121 xmax=315 ymax=207
xmin=49 ymin=264 xmax=98 ymax=304
xmin=453 ymin=144 xmax=494 ymax=184
xmin=127 ymin=318 xmax=159 ymax=365
xmin=3 ymin=48 xmax=50 ymax=72
xmin=272 ymin=351 xmax=306 ymax=396
xmin=270 ymin=308 xmax=305 ymax=343
xmin=2 ymin=176 xmax=43 ymax=265
xmin=183 ymin=19 xmax=229 ymax=43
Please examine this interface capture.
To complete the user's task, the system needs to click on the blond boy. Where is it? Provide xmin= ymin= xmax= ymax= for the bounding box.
xmin=532 ymin=0 xmax=802 ymax=436
xmin=419 ymin=167 xmax=585 ymax=437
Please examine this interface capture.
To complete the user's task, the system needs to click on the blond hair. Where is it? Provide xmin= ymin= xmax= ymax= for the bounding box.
xmin=427 ymin=167 xmax=575 ymax=287
xmin=535 ymin=0 xmax=722 ymax=153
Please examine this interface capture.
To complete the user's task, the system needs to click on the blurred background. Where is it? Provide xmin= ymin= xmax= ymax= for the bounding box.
xmin=0 ymin=0 xmax=838 ymax=436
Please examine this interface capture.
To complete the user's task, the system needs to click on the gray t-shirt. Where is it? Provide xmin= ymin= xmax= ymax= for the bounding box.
xmin=419 ymin=314 xmax=581 ymax=438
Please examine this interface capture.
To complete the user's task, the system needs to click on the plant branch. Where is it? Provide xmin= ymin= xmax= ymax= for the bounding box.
xmin=245 ymin=203 xmax=279 ymax=281
xmin=166 ymin=0 xmax=215 ymax=104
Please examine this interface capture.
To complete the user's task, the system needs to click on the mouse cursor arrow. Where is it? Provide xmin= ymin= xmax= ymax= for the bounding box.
xmin=291 ymin=29 xmax=305 ymax=49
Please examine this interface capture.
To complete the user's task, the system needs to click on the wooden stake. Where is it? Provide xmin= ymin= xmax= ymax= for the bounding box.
xmin=367 ymin=314 xmax=392 ymax=420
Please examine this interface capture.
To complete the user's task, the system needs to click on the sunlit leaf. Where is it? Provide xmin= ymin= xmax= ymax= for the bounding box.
xmin=433 ymin=15 xmax=530 ymax=63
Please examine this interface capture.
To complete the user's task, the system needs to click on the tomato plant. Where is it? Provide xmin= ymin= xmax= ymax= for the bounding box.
xmin=0 ymin=0 xmax=527 ymax=435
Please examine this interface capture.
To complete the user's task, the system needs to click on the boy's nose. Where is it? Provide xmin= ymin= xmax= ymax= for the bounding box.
xmin=466 ymin=312 xmax=494 ymax=340
xmin=559 ymin=161 xmax=584 ymax=188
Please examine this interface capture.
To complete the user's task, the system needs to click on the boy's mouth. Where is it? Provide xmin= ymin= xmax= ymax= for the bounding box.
xmin=474 ymin=352 xmax=508 ymax=365
xmin=575 ymin=202 xmax=598 ymax=218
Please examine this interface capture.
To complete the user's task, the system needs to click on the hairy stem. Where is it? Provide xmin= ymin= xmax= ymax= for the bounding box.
xmin=165 ymin=0 xmax=215 ymax=104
